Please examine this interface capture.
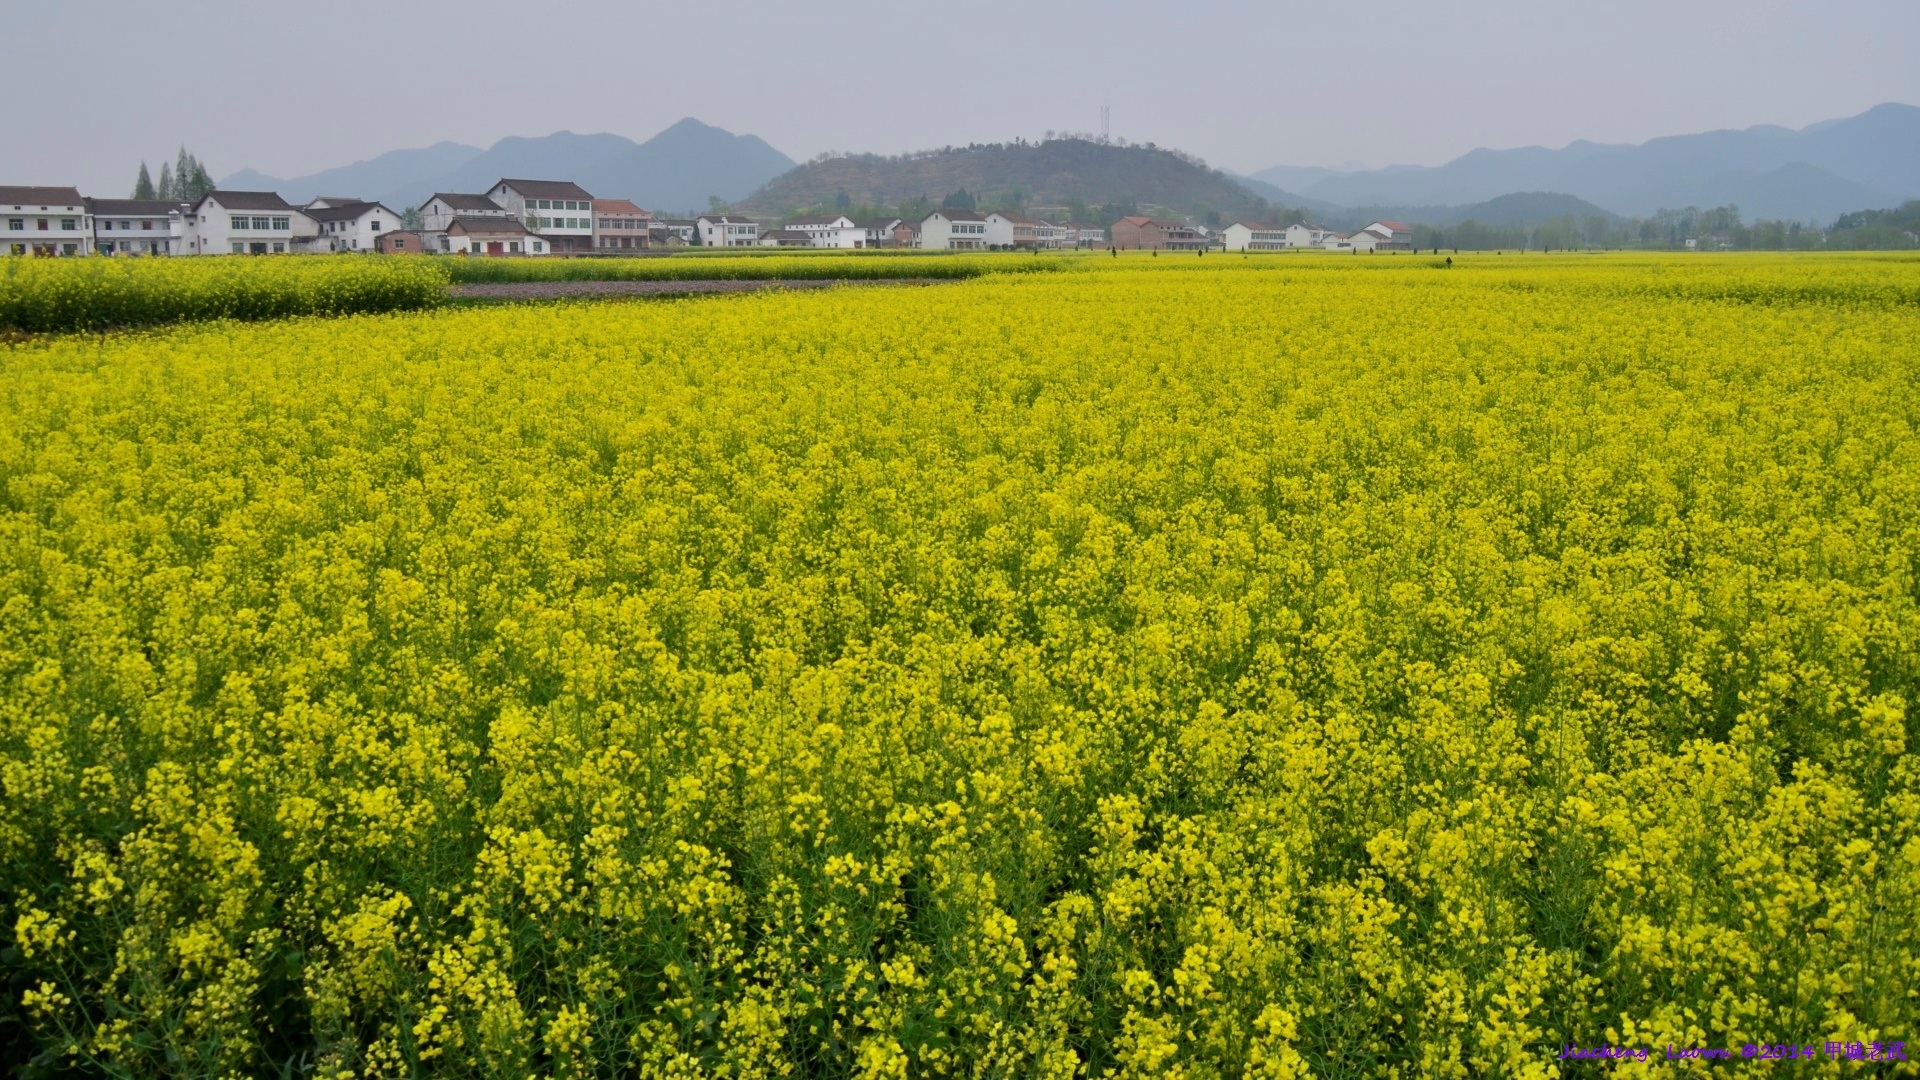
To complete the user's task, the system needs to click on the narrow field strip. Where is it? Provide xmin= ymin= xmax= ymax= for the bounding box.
xmin=447 ymin=276 xmax=951 ymax=299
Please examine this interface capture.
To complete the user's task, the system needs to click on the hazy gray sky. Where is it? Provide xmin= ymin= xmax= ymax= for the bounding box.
xmin=7 ymin=0 xmax=1917 ymax=194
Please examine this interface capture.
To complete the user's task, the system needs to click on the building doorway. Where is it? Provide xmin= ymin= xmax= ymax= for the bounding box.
xmin=487 ymin=241 xmax=504 ymax=255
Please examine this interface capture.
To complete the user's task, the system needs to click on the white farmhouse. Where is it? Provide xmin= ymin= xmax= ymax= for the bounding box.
xmin=786 ymin=214 xmax=865 ymax=248
xmin=419 ymin=193 xmax=513 ymax=232
xmin=1357 ymin=220 xmax=1413 ymax=251
xmin=863 ymin=218 xmax=907 ymax=248
xmin=1320 ymin=232 xmax=1355 ymax=252
xmin=444 ymin=215 xmax=545 ymax=255
xmin=487 ymin=179 xmax=596 ymax=254
xmin=2 ymin=186 xmax=91 ymax=256
xmin=1285 ymin=223 xmax=1333 ymax=248
xmin=919 ymin=209 xmax=988 ymax=250
xmin=87 ymin=198 xmax=186 ymax=255
xmin=303 ymin=201 xmax=402 ymax=254
xmin=696 ymin=215 xmax=759 ymax=247
xmin=1221 ymin=222 xmax=1289 ymax=251
xmin=182 ymin=191 xmax=314 ymax=255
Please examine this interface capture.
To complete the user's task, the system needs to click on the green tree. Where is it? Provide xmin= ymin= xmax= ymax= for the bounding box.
xmin=942 ymin=189 xmax=976 ymax=210
xmin=402 ymin=206 xmax=424 ymax=231
xmin=156 ymin=162 xmax=174 ymax=201
xmin=133 ymin=162 xmax=156 ymax=200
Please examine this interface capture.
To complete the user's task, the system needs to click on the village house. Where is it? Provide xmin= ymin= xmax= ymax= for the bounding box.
xmin=487 ymin=178 xmax=596 ymax=253
xmin=374 ymin=230 xmax=427 ymax=254
xmin=86 ymin=198 xmax=186 ymax=255
xmin=445 ymin=215 xmax=544 ymax=255
xmin=863 ymin=218 xmax=912 ymax=248
xmin=1285 ymin=222 xmax=1334 ymax=248
xmin=1357 ymin=220 xmax=1413 ymax=251
xmin=656 ymin=220 xmax=697 ymax=245
xmin=303 ymin=201 xmax=401 ymax=253
xmin=183 ymin=190 xmax=313 ymax=255
xmin=419 ymin=193 xmax=512 ymax=232
xmin=1109 ymin=216 xmax=1203 ymax=250
xmin=593 ymin=199 xmax=653 ymax=250
xmin=1320 ymin=232 xmax=1355 ymax=251
xmin=787 ymin=214 xmax=865 ymax=248
xmin=1221 ymin=222 xmax=1289 ymax=251
xmin=985 ymin=211 xmax=1051 ymax=249
xmin=1061 ymin=223 xmax=1105 ymax=248
xmin=919 ymin=209 xmax=988 ymax=250
xmin=696 ymin=214 xmax=760 ymax=247
xmin=3 ymin=186 xmax=91 ymax=256
xmin=758 ymin=227 xmax=814 ymax=247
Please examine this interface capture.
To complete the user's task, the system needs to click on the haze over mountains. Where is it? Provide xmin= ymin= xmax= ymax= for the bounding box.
xmin=222 ymin=118 xmax=795 ymax=214
xmin=1251 ymin=104 xmax=1920 ymax=222
xmin=220 ymin=104 xmax=1918 ymax=225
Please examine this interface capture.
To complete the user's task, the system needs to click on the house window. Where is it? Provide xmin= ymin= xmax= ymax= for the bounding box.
xmin=62 ymin=219 xmax=77 ymax=230
xmin=9 ymin=244 xmax=22 ymax=255
xmin=249 ymin=217 xmax=269 ymax=230
xmin=532 ymin=241 xmax=543 ymax=253
xmin=143 ymin=220 xmax=154 ymax=230
xmin=38 ymin=220 xmax=49 ymax=230
xmin=273 ymin=242 xmax=285 ymax=253
xmin=103 ymin=220 xmax=114 ymax=231
xmin=120 ymin=221 xmax=131 ymax=229
xmin=393 ymin=238 xmax=405 ymax=249
xmin=536 ymin=199 xmax=549 ymax=210
xmin=232 ymin=242 xmax=245 ymax=253
xmin=509 ymin=241 xmax=521 ymax=253
xmin=7 ymin=219 xmax=20 ymax=230
xmin=63 ymin=243 xmax=77 ymax=254
xmin=232 ymin=216 xmax=249 ymax=229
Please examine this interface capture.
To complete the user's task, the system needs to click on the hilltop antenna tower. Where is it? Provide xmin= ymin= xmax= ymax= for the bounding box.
xmin=1101 ymin=106 xmax=1110 ymax=143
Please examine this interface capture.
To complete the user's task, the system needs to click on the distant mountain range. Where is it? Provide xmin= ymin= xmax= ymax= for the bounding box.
xmin=1250 ymin=103 xmax=1920 ymax=222
xmin=221 ymin=118 xmax=795 ymax=213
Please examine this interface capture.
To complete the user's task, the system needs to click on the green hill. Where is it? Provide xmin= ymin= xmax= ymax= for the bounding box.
xmin=737 ymin=138 xmax=1279 ymax=222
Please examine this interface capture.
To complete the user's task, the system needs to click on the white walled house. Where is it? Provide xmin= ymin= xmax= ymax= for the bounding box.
xmin=787 ymin=214 xmax=865 ymax=248
xmin=919 ymin=210 xmax=988 ymax=250
xmin=444 ymin=215 xmax=545 ymax=255
xmin=487 ymin=179 xmax=595 ymax=253
xmin=1320 ymin=232 xmax=1355 ymax=252
xmin=1063 ymin=223 xmax=1105 ymax=248
xmin=1222 ymin=222 xmax=1289 ymax=251
xmin=420 ymin=193 xmax=512 ymax=232
xmin=87 ymin=198 xmax=186 ymax=255
xmin=1358 ymin=220 xmax=1413 ymax=250
xmin=1285 ymin=223 xmax=1333 ymax=248
xmin=984 ymin=211 xmax=1054 ymax=249
xmin=304 ymin=201 xmax=401 ymax=253
xmin=863 ymin=218 xmax=910 ymax=247
xmin=3 ymin=186 xmax=91 ymax=256
xmin=304 ymin=196 xmax=364 ymax=210
xmin=182 ymin=191 xmax=314 ymax=255
xmin=696 ymin=215 xmax=759 ymax=247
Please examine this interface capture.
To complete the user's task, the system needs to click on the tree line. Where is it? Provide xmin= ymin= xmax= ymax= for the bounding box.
xmin=130 ymin=148 xmax=215 ymax=204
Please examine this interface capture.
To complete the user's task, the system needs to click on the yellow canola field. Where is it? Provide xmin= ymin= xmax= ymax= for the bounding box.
xmin=2 ymin=254 xmax=1918 ymax=1077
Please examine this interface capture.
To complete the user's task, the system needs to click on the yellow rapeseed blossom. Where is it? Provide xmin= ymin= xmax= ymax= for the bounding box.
xmin=1 ymin=251 xmax=1917 ymax=1076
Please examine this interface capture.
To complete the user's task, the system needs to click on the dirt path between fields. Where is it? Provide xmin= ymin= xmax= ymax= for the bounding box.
xmin=447 ymin=277 xmax=953 ymax=300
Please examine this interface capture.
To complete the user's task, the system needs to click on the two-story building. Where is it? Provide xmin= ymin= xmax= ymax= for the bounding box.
xmin=1357 ymin=220 xmax=1413 ymax=251
xmin=1285 ymin=222 xmax=1334 ymax=248
xmin=862 ymin=218 xmax=912 ymax=248
xmin=696 ymin=215 xmax=759 ymax=247
xmin=919 ymin=209 xmax=988 ymax=250
xmin=486 ymin=179 xmax=596 ymax=253
xmin=1062 ymin=223 xmax=1106 ymax=248
xmin=758 ymin=228 xmax=814 ymax=247
xmin=87 ymin=198 xmax=186 ymax=255
xmin=419 ymin=193 xmax=513 ymax=232
xmin=3 ymin=186 xmax=91 ymax=256
xmin=656 ymin=220 xmax=697 ymax=245
xmin=304 ymin=201 xmax=401 ymax=253
xmin=1221 ymin=221 xmax=1289 ymax=251
xmin=593 ymin=199 xmax=653 ymax=250
xmin=183 ymin=190 xmax=314 ymax=255
xmin=785 ymin=214 xmax=865 ymax=248
xmin=985 ymin=211 xmax=1055 ymax=249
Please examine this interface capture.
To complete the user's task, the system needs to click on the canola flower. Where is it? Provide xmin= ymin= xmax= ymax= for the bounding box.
xmin=0 ymin=254 xmax=1917 ymax=1078
xmin=0 ymin=255 xmax=450 ymax=334
xmin=436 ymin=251 xmax=1075 ymax=284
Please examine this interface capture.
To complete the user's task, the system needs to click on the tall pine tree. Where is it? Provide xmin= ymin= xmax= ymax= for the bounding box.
xmin=133 ymin=162 xmax=155 ymax=200
xmin=156 ymin=163 xmax=174 ymax=201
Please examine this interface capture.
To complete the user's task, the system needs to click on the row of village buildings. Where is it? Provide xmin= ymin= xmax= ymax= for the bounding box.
xmin=4 ymin=181 xmax=1413 ymax=257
